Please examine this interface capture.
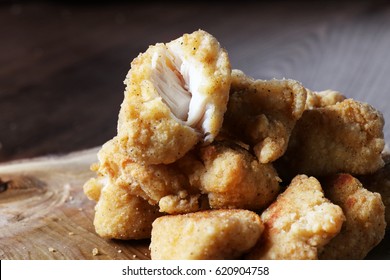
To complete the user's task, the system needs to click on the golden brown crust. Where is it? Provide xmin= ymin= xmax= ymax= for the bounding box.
xmin=85 ymin=137 xmax=202 ymax=215
xmin=117 ymin=30 xmax=231 ymax=164
xmin=247 ymin=175 xmax=345 ymax=260
xmin=194 ymin=141 xmax=280 ymax=210
xmin=94 ymin=181 xmax=162 ymax=240
xmin=223 ymin=70 xmax=307 ymax=163
xmin=278 ymin=99 xmax=385 ymax=178
xmin=319 ymin=174 xmax=386 ymax=259
xmin=150 ymin=209 xmax=263 ymax=260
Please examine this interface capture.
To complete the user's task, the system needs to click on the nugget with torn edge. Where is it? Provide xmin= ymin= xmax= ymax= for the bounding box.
xmin=319 ymin=174 xmax=386 ymax=259
xmin=222 ymin=69 xmax=307 ymax=163
xmin=278 ymin=98 xmax=385 ymax=179
xmin=246 ymin=175 xmax=345 ymax=260
xmin=189 ymin=141 xmax=280 ymax=211
xmin=150 ymin=209 xmax=263 ymax=260
xmin=117 ymin=29 xmax=231 ymax=164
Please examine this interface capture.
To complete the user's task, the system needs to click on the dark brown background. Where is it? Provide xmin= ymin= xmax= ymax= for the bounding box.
xmin=1 ymin=0 xmax=390 ymax=259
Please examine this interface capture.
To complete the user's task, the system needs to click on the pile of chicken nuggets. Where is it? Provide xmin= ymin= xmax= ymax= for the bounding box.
xmin=83 ymin=30 xmax=388 ymax=259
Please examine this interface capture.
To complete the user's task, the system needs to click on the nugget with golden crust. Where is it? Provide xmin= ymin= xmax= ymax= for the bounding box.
xmin=85 ymin=137 xmax=201 ymax=214
xmin=189 ymin=141 xmax=280 ymax=210
xmin=319 ymin=174 xmax=386 ymax=259
xmin=247 ymin=175 xmax=345 ymax=260
xmin=117 ymin=30 xmax=231 ymax=164
xmin=278 ymin=99 xmax=385 ymax=179
xmin=359 ymin=158 xmax=390 ymax=229
xmin=150 ymin=209 xmax=263 ymax=260
xmin=93 ymin=180 xmax=162 ymax=240
xmin=223 ymin=70 xmax=307 ymax=163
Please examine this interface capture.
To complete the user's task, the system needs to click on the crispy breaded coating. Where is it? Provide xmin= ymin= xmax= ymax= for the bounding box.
xmin=117 ymin=30 xmax=231 ymax=164
xmin=223 ymin=69 xmax=307 ymax=163
xmin=319 ymin=174 xmax=386 ymax=259
xmin=278 ymin=99 xmax=385 ymax=179
xmin=87 ymin=137 xmax=201 ymax=214
xmin=150 ymin=209 xmax=263 ymax=260
xmin=191 ymin=141 xmax=280 ymax=210
xmin=93 ymin=180 xmax=162 ymax=240
xmin=247 ymin=175 xmax=345 ymax=260
xmin=359 ymin=158 xmax=390 ymax=229
xmin=305 ymin=89 xmax=346 ymax=109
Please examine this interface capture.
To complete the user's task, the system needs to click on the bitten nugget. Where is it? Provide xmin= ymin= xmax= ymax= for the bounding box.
xmin=191 ymin=141 xmax=280 ymax=210
xmin=117 ymin=30 xmax=231 ymax=164
xmin=319 ymin=174 xmax=386 ymax=259
xmin=247 ymin=175 xmax=345 ymax=260
xmin=223 ymin=69 xmax=307 ymax=163
xmin=278 ymin=99 xmax=385 ymax=178
xmin=93 ymin=180 xmax=162 ymax=240
xmin=150 ymin=209 xmax=263 ymax=260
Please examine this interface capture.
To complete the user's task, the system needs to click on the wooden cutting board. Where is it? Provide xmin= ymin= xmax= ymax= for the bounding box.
xmin=0 ymin=148 xmax=389 ymax=260
xmin=0 ymin=148 xmax=150 ymax=260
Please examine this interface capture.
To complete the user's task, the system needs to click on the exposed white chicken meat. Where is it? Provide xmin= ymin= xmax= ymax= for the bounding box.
xmin=117 ymin=30 xmax=231 ymax=164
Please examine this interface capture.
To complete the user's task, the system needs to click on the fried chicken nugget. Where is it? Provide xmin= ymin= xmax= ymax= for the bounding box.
xmin=117 ymin=30 xmax=231 ymax=164
xmin=150 ymin=209 xmax=263 ymax=260
xmin=319 ymin=174 xmax=386 ymax=259
xmin=223 ymin=70 xmax=307 ymax=163
xmin=278 ymin=99 xmax=385 ymax=179
xmin=85 ymin=137 xmax=201 ymax=215
xmin=246 ymin=175 xmax=345 ymax=260
xmin=93 ymin=179 xmax=162 ymax=240
xmin=186 ymin=141 xmax=280 ymax=210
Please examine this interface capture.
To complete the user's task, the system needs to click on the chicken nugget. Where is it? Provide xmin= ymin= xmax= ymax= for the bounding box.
xmin=193 ymin=141 xmax=280 ymax=210
xmin=85 ymin=137 xmax=201 ymax=214
xmin=150 ymin=209 xmax=263 ymax=260
xmin=93 ymin=180 xmax=162 ymax=240
xmin=223 ymin=69 xmax=307 ymax=163
xmin=117 ymin=29 xmax=231 ymax=164
xmin=277 ymin=99 xmax=385 ymax=179
xmin=247 ymin=175 xmax=345 ymax=260
xmin=319 ymin=174 xmax=386 ymax=259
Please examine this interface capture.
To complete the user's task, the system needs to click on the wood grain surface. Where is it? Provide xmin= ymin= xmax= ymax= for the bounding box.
xmin=1 ymin=0 xmax=390 ymax=260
